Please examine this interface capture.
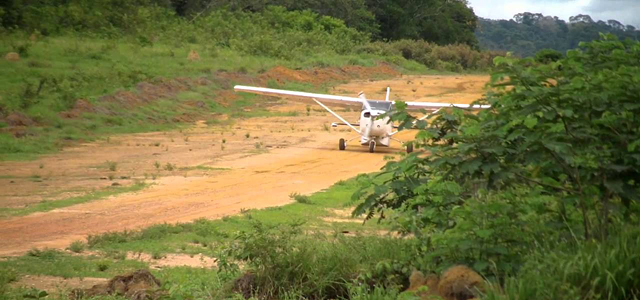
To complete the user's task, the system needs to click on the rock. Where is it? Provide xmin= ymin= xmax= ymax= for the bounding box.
xmin=5 ymin=52 xmax=20 ymax=62
xmin=187 ymin=50 xmax=200 ymax=61
xmin=70 ymin=269 xmax=163 ymax=300
xmin=437 ymin=265 xmax=484 ymax=300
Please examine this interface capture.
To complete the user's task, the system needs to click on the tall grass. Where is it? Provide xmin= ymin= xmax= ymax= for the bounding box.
xmin=485 ymin=228 xmax=640 ymax=300
xmin=218 ymin=222 xmax=414 ymax=299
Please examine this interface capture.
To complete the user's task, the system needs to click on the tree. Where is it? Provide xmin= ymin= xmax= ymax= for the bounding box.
xmin=365 ymin=0 xmax=478 ymax=46
xmin=354 ymin=36 xmax=640 ymax=273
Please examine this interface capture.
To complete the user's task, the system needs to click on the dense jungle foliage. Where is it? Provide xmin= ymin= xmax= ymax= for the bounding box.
xmin=354 ymin=35 xmax=640 ymax=299
xmin=477 ymin=12 xmax=640 ymax=57
xmin=0 ymin=0 xmax=478 ymax=46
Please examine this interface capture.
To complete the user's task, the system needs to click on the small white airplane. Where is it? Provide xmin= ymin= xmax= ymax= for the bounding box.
xmin=234 ymin=85 xmax=490 ymax=153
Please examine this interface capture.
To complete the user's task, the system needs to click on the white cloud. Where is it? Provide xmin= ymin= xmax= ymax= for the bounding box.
xmin=467 ymin=0 xmax=640 ymax=27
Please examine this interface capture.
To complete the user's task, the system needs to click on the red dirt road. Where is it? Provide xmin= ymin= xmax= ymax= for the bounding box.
xmin=0 ymin=75 xmax=489 ymax=256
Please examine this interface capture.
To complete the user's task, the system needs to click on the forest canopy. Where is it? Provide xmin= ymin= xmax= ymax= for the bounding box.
xmin=476 ymin=12 xmax=640 ymax=57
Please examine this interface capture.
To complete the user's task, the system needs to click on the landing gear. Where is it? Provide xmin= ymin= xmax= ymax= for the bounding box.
xmin=339 ymin=138 xmax=346 ymax=151
xmin=406 ymin=143 xmax=414 ymax=154
xmin=369 ymin=141 xmax=376 ymax=153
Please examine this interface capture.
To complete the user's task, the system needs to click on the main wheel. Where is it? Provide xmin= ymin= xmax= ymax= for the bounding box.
xmin=339 ymin=138 xmax=346 ymax=150
xmin=406 ymin=143 xmax=414 ymax=154
xmin=369 ymin=141 xmax=376 ymax=153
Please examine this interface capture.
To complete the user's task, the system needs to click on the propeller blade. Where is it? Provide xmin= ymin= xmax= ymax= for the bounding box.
xmin=358 ymin=91 xmax=372 ymax=111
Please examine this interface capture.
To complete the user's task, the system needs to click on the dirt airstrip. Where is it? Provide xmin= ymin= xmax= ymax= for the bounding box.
xmin=0 ymin=74 xmax=489 ymax=256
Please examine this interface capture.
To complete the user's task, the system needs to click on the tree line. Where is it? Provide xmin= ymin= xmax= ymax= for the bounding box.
xmin=0 ymin=0 xmax=478 ymax=46
xmin=476 ymin=12 xmax=640 ymax=57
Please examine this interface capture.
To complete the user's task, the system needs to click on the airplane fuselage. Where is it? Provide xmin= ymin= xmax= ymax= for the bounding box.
xmin=359 ymin=108 xmax=393 ymax=147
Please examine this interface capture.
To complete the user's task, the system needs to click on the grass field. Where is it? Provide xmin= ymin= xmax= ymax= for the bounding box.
xmin=0 ymin=174 xmax=413 ymax=300
xmin=0 ymin=33 xmax=429 ymax=161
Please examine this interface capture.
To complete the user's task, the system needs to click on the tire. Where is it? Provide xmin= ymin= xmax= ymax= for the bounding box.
xmin=369 ymin=141 xmax=376 ymax=153
xmin=339 ymin=138 xmax=346 ymax=150
xmin=406 ymin=143 xmax=414 ymax=154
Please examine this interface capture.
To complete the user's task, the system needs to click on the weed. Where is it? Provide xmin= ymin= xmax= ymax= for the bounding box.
xmin=151 ymin=251 xmax=166 ymax=260
xmin=106 ymin=161 xmax=117 ymax=172
xmin=289 ymin=192 xmax=312 ymax=204
xmin=38 ymin=163 xmax=44 ymax=169
xmin=164 ymin=163 xmax=176 ymax=171
xmin=67 ymin=240 xmax=86 ymax=253
xmin=245 ymin=133 xmax=250 ymax=139
xmin=154 ymin=161 xmax=161 ymax=169
xmin=108 ymin=174 xmax=115 ymax=181
xmin=222 ymin=139 xmax=226 ymax=144
xmin=323 ymin=123 xmax=330 ymax=131
xmin=96 ymin=261 xmax=109 ymax=272
xmin=254 ymin=142 xmax=262 ymax=149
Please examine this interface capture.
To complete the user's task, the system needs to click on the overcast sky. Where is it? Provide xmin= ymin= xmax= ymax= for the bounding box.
xmin=468 ymin=0 xmax=640 ymax=28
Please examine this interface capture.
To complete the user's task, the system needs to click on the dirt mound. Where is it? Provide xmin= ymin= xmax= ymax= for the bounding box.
xmin=70 ymin=269 xmax=164 ymax=300
xmin=187 ymin=50 xmax=201 ymax=61
xmin=60 ymin=99 xmax=97 ymax=119
xmin=6 ymin=112 xmax=34 ymax=127
xmin=407 ymin=270 xmax=440 ymax=298
xmin=259 ymin=63 xmax=400 ymax=86
xmin=437 ymin=265 xmax=484 ymax=300
xmin=94 ymin=77 xmax=209 ymax=111
xmin=5 ymin=52 xmax=20 ymax=62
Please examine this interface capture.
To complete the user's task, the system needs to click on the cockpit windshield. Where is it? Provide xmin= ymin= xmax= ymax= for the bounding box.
xmin=364 ymin=101 xmax=393 ymax=111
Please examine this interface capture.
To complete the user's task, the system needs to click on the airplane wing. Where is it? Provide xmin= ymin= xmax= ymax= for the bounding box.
xmin=234 ymin=85 xmax=363 ymax=106
xmin=234 ymin=85 xmax=490 ymax=110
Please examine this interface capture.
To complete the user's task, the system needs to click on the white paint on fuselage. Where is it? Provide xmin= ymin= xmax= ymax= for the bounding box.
xmin=359 ymin=109 xmax=393 ymax=147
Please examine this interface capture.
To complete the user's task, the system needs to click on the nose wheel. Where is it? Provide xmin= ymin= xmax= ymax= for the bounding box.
xmin=406 ymin=143 xmax=413 ymax=153
xmin=369 ymin=141 xmax=376 ymax=153
xmin=339 ymin=138 xmax=346 ymax=150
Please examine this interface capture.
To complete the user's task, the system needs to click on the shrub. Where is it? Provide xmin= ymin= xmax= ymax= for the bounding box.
xmin=67 ymin=240 xmax=86 ymax=253
xmin=289 ymin=192 xmax=312 ymax=204
xmin=218 ymin=222 xmax=414 ymax=299
xmin=354 ymin=35 xmax=640 ymax=280
xmin=535 ymin=48 xmax=563 ymax=63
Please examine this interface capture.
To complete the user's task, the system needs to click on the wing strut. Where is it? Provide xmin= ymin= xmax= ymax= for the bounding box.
xmin=312 ymin=98 xmax=361 ymax=135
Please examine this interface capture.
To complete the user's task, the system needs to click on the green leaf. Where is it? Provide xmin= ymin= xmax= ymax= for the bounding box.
xmin=524 ymin=116 xmax=538 ymax=129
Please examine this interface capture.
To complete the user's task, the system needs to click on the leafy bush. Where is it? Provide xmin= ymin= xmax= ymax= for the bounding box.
xmin=354 ymin=35 xmax=640 ymax=281
xmin=67 ymin=240 xmax=86 ymax=253
xmin=217 ymin=222 xmax=414 ymax=299
xmin=357 ymin=39 xmax=502 ymax=71
xmin=534 ymin=48 xmax=563 ymax=63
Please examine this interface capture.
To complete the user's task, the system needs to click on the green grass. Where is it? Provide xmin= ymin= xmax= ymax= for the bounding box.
xmin=84 ymin=176 xmax=387 ymax=256
xmin=0 ymin=34 xmax=429 ymax=161
xmin=2 ymin=248 xmax=147 ymax=279
xmin=0 ymin=182 xmax=147 ymax=218
xmin=0 ymin=174 xmax=402 ymax=299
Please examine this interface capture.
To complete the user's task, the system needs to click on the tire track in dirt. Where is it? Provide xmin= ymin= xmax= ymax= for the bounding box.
xmin=0 ymin=74 xmax=488 ymax=256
